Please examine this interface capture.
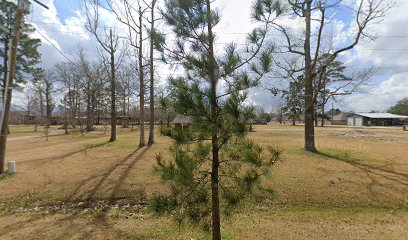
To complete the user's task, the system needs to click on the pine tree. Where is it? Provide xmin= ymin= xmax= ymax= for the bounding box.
xmin=151 ymin=1 xmax=282 ymax=239
xmin=389 ymin=98 xmax=408 ymax=116
xmin=0 ymin=0 xmax=42 ymax=96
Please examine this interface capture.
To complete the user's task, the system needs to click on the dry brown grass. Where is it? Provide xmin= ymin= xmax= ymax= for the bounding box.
xmin=0 ymin=124 xmax=407 ymax=239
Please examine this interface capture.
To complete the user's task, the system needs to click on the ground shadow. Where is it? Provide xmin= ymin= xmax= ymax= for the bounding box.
xmin=30 ymin=141 xmax=112 ymax=165
xmin=109 ymin=146 xmax=151 ymax=201
xmin=67 ymin=146 xmax=151 ymax=202
xmin=317 ymin=150 xmax=408 ymax=200
xmin=317 ymin=151 xmax=408 ymax=180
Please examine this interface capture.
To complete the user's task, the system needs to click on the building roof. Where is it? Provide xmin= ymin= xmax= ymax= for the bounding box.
xmin=351 ymin=113 xmax=408 ymax=119
xmin=171 ymin=115 xmax=192 ymax=124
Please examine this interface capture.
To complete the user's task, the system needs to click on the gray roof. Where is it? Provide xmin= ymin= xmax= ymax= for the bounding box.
xmin=351 ymin=113 xmax=408 ymax=119
xmin=171 ymin=115 xmax=192 ymax=124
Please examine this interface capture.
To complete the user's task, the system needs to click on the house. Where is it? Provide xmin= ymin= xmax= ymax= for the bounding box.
xmin=170 ymin=115 xmax=192 ymax=130
xmin=347 ymin=113 xmax=408 ymax=127
xmin=331 ymin=113 xmax=353 ymax=125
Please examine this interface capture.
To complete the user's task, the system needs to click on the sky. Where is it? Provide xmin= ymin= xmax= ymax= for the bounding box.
xmin=10 ymin=0 xmax=408 ymax=113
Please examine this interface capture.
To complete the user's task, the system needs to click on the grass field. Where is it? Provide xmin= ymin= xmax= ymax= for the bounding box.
xmin=0 ymin=124 xmax=407 ymax=239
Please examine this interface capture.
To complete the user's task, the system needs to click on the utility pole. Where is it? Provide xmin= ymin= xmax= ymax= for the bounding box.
xmin=0 ymin=0 xmax=48 ymax=174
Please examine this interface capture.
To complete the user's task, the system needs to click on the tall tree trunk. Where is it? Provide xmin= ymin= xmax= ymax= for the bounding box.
xmin=86 ymin=84 xmax=92 ymax=131
xmin=109 ymin=30 xmax=117 ymax=142
xmin=321 ymin=103 xmax=325 ymax=127
xmin=87 ymin=95 xmax=96 ymax=132
xmin=206 ymin=1 xmax=221 ymax=239
xmin=138 ymin=7 xmax=145 ymax=147
xmin=39 ymin=90 xmax=44 ymax=117
xmin=148 ymin=0 xmax=157 ymax=145
xmin=64 ymin=102 xmax=68 ymax=134
xmin=45 ymin=91 xmax=50 ymax=127
xmin=123 ymin=93 xmax=127 ymax=127
xmin=303 ymin=1 xmax=317 ymax=152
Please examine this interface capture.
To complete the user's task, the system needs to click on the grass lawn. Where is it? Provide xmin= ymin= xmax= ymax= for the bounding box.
xmin=0 ymin=124 xmax=407 ymax=239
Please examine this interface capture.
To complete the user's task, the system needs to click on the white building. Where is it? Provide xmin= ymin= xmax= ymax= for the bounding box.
xmin=347 ymin=113 xmax=408 ymax=127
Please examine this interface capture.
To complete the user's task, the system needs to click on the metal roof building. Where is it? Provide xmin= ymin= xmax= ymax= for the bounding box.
xmin=170 ymin=115 xmax=192 ymax=129
xmin=347 ymin=113 xmax=408 ymax=126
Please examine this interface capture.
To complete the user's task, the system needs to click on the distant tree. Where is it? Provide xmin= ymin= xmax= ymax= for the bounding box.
xmin=54 ymin=61 xmax=81 ymax=128
xmin=282 ymin=78 xmax=304 ymax=125
xmin=77 ymin=51 xmax=106 ymax=132
xmin=21 ymin=84 xmax=36 ymax=124
xmin=151 ymin=1 xmax=282 ymax=239
xmin=314 ymin=54 xmax=376 ymax=126
xmin=107 ymin=0 xmax=149 ymax=147
xmin=117 ymin=65 xmax=137 ymax=128
xmin=84 ymin=0 xmax=122 ymax=142
xmin=31 ymin=69 xmax=58 ymax=127
xmin=388 ymin=98 xmax=408 ymax=116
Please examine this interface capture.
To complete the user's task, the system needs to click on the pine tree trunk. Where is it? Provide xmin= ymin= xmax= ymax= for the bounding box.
xmin=206 ymin=1 xmax=221 ymax=239
xmin=303 ymin=1 xmax=317 ymax=152
xmin=148 ymin=0 xmax=156 ymax=145
xmin=138 ymin=8 xmax=145 ymax=147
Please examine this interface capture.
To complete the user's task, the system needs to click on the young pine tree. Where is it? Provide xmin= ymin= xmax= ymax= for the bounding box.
xmin=151 ymin=1 xmax=283 ymax=239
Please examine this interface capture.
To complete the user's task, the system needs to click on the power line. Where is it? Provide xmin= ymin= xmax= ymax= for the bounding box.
xmin=32 ymin=26 xmax=408 ymax=50
xmin=34 ymin=27 xmax=76 ymax=64
xmin=28 ymin=20 xmax=408 ymax=39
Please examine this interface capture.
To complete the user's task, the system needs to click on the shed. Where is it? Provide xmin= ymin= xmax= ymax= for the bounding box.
xmin=171 ymin=115 xmax=192 ymax=130
xmin=332 ymin=113 xmax=353 ymax=125
xmin=246 ymin=118 xmax=267 ymax=125
xmin=347 ymin=113 xmax=408 ymax=126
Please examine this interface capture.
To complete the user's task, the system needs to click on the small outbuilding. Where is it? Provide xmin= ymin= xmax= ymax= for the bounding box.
xmin=347 ymin=113 xmax=408 ymax=127
xmin=171 ymin=115 xmax=192 ymax=130
xmin=331 ymin=113 xmax=353 ymax=125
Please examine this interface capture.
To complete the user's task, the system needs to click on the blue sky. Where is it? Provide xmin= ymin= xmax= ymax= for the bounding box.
xmin=54 ymin=0 xmax=81 ymax=22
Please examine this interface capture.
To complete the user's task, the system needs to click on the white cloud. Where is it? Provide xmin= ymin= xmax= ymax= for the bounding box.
xmin=346 ymin=73 xmax=408 ymax=112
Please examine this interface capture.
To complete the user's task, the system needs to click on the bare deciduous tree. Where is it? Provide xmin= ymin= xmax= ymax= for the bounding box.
xmin=84 ymin=0 xmax=123 ymax=142
xmin=273 ymin=0 xmax=393 ymax=152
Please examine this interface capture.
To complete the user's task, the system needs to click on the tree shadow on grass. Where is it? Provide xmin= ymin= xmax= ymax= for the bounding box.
xmin=31 ymin=141 xmax=112 ymax=165
xmin=316 ymin=150 xmax=408 ymax=200
xmin=0 ymin=214 xmax=46 ymax=237
xmin=317 ymin=151 xmax=408 ymax=180
xmin=109 ymin=146 xmax=151 ymax=202
xmin=67 ymin=146 xmax=151 ymax=202
xmin=0 ymin=210 xmax=136 ymax=240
